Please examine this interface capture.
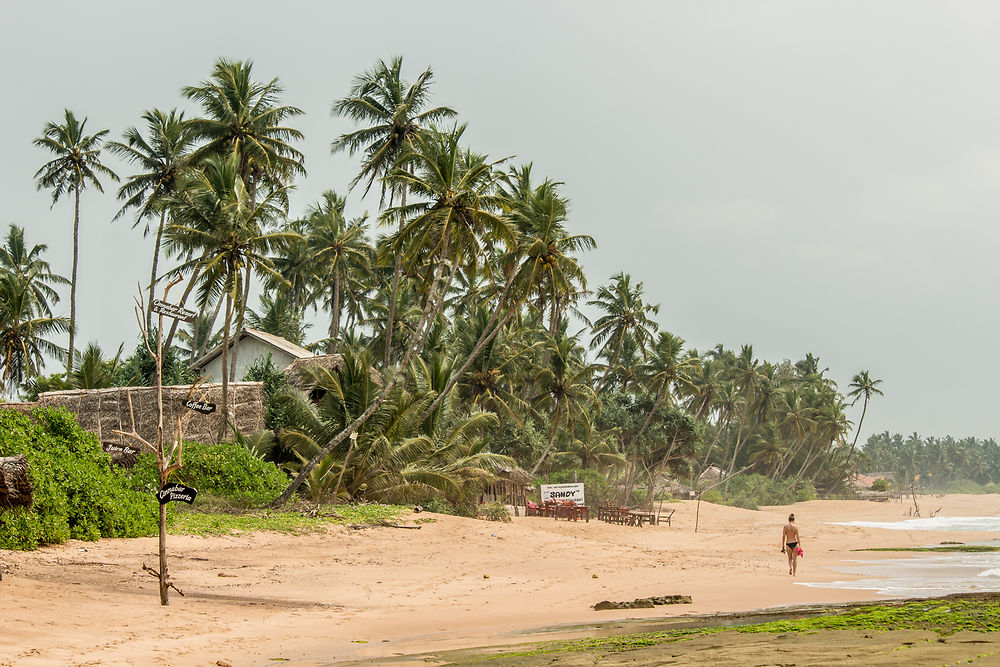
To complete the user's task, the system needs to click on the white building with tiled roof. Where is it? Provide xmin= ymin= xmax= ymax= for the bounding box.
xmin=192 ymin=328 xmax=315 ymax=381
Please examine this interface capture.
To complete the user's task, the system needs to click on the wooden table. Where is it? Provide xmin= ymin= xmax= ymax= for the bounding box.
xmin=627 ymin=510 xmax=655 ymax=527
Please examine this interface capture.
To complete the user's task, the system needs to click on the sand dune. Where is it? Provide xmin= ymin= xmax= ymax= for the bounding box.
xmin=2 ymin=494 xmax=998 ymax=666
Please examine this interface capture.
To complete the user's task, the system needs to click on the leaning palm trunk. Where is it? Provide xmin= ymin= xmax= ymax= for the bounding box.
xmin=530 ymin=400 xmax=562 ymax=476
xmin=835 ymin=397 xmax=869 ymax=486
xmin=418 ymin=269 xmax=518 ymax=423
xmin=271 ymin=241 xmax=456 ymax=508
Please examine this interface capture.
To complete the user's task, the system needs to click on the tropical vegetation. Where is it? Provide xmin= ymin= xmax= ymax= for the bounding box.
xmin=6 ymin=55 xmax=898 ymax=512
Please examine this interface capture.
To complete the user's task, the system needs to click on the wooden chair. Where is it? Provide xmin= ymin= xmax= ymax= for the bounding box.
xmin=661 ymin=509 xmax=676 ymax=526
xmin=525 ymin=500 xmax=543 ymax=517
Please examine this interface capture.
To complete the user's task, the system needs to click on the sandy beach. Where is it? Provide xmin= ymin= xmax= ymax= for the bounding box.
xmin=3 ymin=494 xmax=1000 ymax=666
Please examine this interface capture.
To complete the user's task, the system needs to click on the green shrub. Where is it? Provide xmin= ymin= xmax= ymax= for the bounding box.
xmin=0 ymin=408 xmax=158 ymax=550
xmin=130 ymin=441 xmax=289 ymax=507
xmin=480 ymin=501 xmax=512 ymax=523
xmin=700 ymin=489 xmax=724 ymax=504
xmin=870 ymin=478 xmax=890 ymax=492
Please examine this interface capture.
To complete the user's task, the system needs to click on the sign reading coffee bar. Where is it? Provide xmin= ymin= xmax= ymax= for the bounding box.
xmin=540 ymin=483 xmax=585 ymax=505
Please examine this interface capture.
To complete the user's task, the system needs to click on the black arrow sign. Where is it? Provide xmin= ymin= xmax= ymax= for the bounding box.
xmin=181 ymin=399 xmax=216 ymax=414
xmin=157 ymin=483 xmax=197 ymax=505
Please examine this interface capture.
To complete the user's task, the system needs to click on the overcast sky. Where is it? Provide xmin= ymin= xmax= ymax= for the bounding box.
xmin=2 ymin=2 xmax=997 ymax=442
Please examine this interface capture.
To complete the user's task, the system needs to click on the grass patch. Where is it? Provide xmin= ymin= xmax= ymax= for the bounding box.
xmin=478 ymin=597 xmax=1000 ymax=661
xmin=166 ymin=503 xmax=407 ymax=537
xmin=854 ymin=546 xmax=1000 ymax=553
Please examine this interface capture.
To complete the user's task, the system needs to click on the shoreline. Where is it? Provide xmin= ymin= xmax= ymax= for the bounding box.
xmin=3 ymin=495 xmax=1000 ymax=665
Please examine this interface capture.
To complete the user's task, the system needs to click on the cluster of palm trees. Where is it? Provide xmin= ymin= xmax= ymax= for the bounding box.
xmin=862 ymin=431 xmax=1000 ymax=489
xmin=10 ymin=55 xmax=886 ymax=506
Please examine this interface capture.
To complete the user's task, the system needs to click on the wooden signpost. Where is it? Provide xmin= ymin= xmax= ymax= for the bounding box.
xmin=150 ymin=299 xmax=196 ymax=324
xmin=181 ymin=399 xmax=216 ymax=414
xmin=111 ymin=277 xmax=213 ymax=605
xmin=157 ymin=483 xmax=198 ymax=505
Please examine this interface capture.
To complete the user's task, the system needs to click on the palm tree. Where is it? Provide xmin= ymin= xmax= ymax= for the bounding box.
xmin=638 ymin=331 xmax=698 ymax=438
xmin=530 ymin=332 xmax=597 ymax=474
xmin=588 ymin=272 xmax=660 ymax=389
xmin=838 ymin=370 xmax=885 ymax=481
xmin=182 ymin=59 xmax=305 ymax=197
xmin=164 ymin=154 xmax=292 ymax=437
xmin=332 ymin=55 xmax=456 ymax=364
xmin=273 ymin=126 xmax=511 ymax=506
xmin=107 ymin=109 xmax=195 ymax=328
xmin=302 ymin=191 xmax=373 ymax=351
xmin=247 ymin=293 xmax=308 ymax=346
xmin=33 ymin=109 xmax=118 ymax=371
xmin=0 ymin=224 xmax=68 ymax=317
xmin=0 ymin=272 xmax=69 ymax=397
xmin=502 ymin=166 xmax=594 ymax=338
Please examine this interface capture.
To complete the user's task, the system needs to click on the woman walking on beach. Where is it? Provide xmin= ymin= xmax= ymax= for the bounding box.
xmin=781 ymin=514 xmax=801 ymax=576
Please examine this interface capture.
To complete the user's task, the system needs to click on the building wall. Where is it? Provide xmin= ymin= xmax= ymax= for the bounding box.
xmin=200 ymin=338 xmax=299 ymax=381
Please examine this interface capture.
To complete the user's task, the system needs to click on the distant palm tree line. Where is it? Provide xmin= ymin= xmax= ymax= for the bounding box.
xmin=7 ymin=56 xmax=890 ymax=505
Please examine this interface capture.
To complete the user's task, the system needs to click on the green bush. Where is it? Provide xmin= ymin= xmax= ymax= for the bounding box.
xmin=130 ymin=441 xmax=289 ymax=507
xmin=0 ymin=408 xmax=158 ymax=550
xmin=870 ymin=478 xmax=890 ymax=492
xmin=480 ymin=501 xmax=512 ymax=523
xmin=700 ymin=489 xmax=724 ymax=504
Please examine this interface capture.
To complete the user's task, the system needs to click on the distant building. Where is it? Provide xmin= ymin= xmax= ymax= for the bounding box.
xmin=192 ymin=328 xmax=315 ymax=381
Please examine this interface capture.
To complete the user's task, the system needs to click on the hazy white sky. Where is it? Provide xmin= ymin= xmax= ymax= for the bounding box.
xmin=2 ymin=1 xmax=998 ymax=442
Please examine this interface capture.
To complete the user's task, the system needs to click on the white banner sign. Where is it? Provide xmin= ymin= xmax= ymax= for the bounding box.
xmin=540 ymin=483 xmax=585 ymax=505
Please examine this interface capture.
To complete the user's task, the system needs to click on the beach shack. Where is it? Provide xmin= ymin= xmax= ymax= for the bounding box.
xmin=479 ymin=464 xmax=531 ymax=514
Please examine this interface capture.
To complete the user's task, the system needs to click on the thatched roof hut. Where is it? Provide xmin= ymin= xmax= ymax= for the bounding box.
xmin=284 ymin=354 xmax=345 ymax=389
xmin=37 ymin=382 xmax=265 ymax=446
xmin=479 ymin=463 xmax=532 ymax=515
xmin=0 ymin=455 xmax=32 ymax=508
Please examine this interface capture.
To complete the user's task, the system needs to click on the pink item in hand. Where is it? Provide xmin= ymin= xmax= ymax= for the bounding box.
xmin=795 ymin=547 xmax=804 ymax=557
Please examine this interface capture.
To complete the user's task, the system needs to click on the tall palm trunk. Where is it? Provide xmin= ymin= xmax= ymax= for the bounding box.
xmin=146 ymin=209 xmax=166 ymax=331
xmin=836 ymin=396 xmax=869 ymax=485
xmin=383 ymin=185 xmax=406 ymax=366
xmin=328 ymin=269 xmax=341 ymax=352
xmin=217 ymin=286 xmax=234 ymax=442
xmin=229 ymin=267 xmax=251 ymax=382
xmin=67 ymin=187 xmax=80 ymax=373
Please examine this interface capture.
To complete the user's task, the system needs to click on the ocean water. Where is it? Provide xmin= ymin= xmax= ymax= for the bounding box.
xmin=828 ymin=516 xmax=1000 ymax=532
xmin=798 ymin=516 xmax=1000 ymax=596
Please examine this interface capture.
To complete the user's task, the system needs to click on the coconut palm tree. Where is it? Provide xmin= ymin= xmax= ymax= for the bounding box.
xmin=0 ymin=272 xmax=69 ymax=397
xmin=838 ymin=370 xmax=885 ymax=481
xmin=588 ymin=272 xmax=660 ymax=389
xmin=33 ymin=109 xmax=118 ymax=371
xmin=182 ymin=59 xmax=305 ymax=196
xmin=107 ymin=109 xmax=195 ymax=328
xmin=0 ymin=224 xmax=68 ymax=317
xmin=530 ymin=332 xmax=598 ymax=474
xmin=332 ymin=56 xmax=456 ymax=364
xmin=164 ymin=154 xmax=292 ymax=437
xmin=302 ymin=190 xmax=373 ymax=351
